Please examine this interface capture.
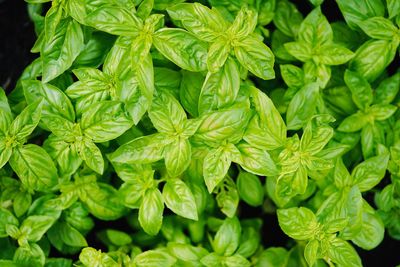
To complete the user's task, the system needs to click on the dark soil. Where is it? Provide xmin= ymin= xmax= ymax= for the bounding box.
xmin=0 ymin=0 xmax=399 ymax=266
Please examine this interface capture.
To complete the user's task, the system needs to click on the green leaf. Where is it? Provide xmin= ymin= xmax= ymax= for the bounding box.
xmin=164 ymin=138 xmax=191 ymax=177
xmin=78 ymin=139 xmax=104 ymax=174
xmin=223 ymin=254 xmax=251 ymax=267
xmin=298 ymin=7 xmax=332 ymax=47
xmin=201 ymin=252 xmax=222 ymax=267
xmin=234 ymin=36 xmax=275 ymax=80
xmin=351 ymin=207 xmax=384 ymax=250
xmin=43 ymin=134 xmax=82 ymax=176
xmin=368 ymin=104 xmax=397 ymax=121
xmin=255 ymin=247 xmax=290 ymax=267
xmin=337 ymin=112 xmax=368 ymax=132
xmin=41 ymin=19 xmax=84 ymax=83
xmin=149 ymin=91 xmax=186 ymax=133
xmin=109 ymin=133 xmax=172 ymax=164
xmin=9 ymin=144 xmax=58 ymax=192
xmin=331 ymin=21 xmax=364 ymax=50
xmin=43 ymin=4 xmax=63 ymax=42
xmin=236 ymin=226 xmax=260 ymax=258
xmin=276 ymin=165 xmax=308 ymax=199
xmin=243 ymin=95 xmax=286 ymax=150
xmin=361 ymin=124 xmax=374 ymax=158
xmin=280 ymin=64 xmax=304 ymax=89
xmin=139 ymin=188 xmax=164 ymax=236
xmin=180 ymin=118 xmax=201 ymax=138
xmin=309 ymin=0 xmax=324 ymax=5
xmin=329 ymin=158 xmax=351 ymax=190
xmin=358 ymin=17 xmax=398 ymax=40
xmin=86 ymin=5 xmax=142 ymax=36
xmin=375 ymin=184 xmax=394 ymax=212
xmin=303 ymin=61 xmax=331 ymax=88
xmin=336 ymin=0 xmax=385 ymax=29
xmin=192 ymin=108 xmax=250 ymax=147
xmin=131 ymin=33 xmax=153 ymax=70
xmin=328 ymin=238 xmax=362 ymax=267
xmin=79 ymin=247 xmax=119 ymax=267
xmin=105 ymin=229 xmax=132 ymax=246
xmin=136 ymin=52 xmax=155 ymax=106
xmin=374 ymin=72 xmax=400 ymax=104
xmin=20 ymin=215 xmax=55 ymax=243
xmin=207 ymin=37 xmax=231 ymax=73
xmin=286 ymin=83 xmax=319 ymax=130
xmin=318 ymin=44 xmax=354 ymax=65
xmin=301 ymin=122 xmax=334 ymax=155
xmin=65 ymin=0 xmax=87 ymax=25
xmin=317 ymin=186 xmax=363 ymax=239
xmin=22 ymin=80 xmax=75 ymax=127
xmin=304 ymin=239 xmax=319 ymax=266
xmin=349 ymin=39 xmax=398 ymax=82
xmin=203 ymin=145 xmax=233 ymax=193
xmin=258 ymin=0 xmax=276 ymax=26
xmin=134 ymin=250 xmax=176 ymax=267
xmin=80 ymin=101 xmax=133 ymax=143
xmin=137 ymin=0 xmax=154 ymax=20
xmin=236 ymin=142 xmax=278 ymax=176
xmin=273 ymin=0 xmax=303 ymax=37
xmin=344 ymin=70 xmax=373 ymax=110
xmin=216 ymin=177 xmax=239 ymax=218
xmin=236 ymin=171 xmax=264 ymax=207
xmin=167 ymin=3 xmax=227 ymax=42
xmin=0 ymin=88 xmax=12 ymax=134
xmin=153 ymin=28 xmax=208 ymax=72
xmin=167 ymin=242 xmax=208 ymax=262
xmin=154 ymin=67 xmax=182 ymax=92
xmin=179 ymin=70 xmax=203 ymax=117
xmin=387 ymin=0 xmax=400 ymax=18
xmin=9 ymin=99 xmax=42 ymax=141
xmin=58 ymin=221 xmax=88 ymax=247
xmin=65 ymin=68 xmax=112 ymax=114
xmin=0 ymin=144 xmax=12 ymax=170
xmin=277 ymin=207 xmax=318 ymax=240
xmin=13 ymin=191 xmax=32 ymax=217
xmin=229 ymin=7 xmax=257 ymax=38
xmin=0 ymin=208 xmax=19 ymax=238
xmin=213 ymin=217 xmax=241 ymax=256
xmin=198 ymin=58 xmax=240 ymax=114
xmin=351 ymin=151 xmax=389 ymax=192
xmin=272 ymin=29 xmax=297 ymax=61
xmin=324 ymin=218 xmax=349 ymax=233
xmin=13 ymin=243 xmax=45 ymax=267
xmin=245 ymin=87 xmax=286 ymax=149
xmin=82 ymin=183 xmax=126 ymax=221
xmin=163 ymin=179 xmax=198 ymax=220
xmin=284 ymin=42 xmax=313 ymax=62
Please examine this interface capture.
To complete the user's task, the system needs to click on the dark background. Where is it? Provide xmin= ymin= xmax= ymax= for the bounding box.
xmin=0 ymin=0 xmax=36 ymax=92
xmin=0 ymin=0 xmax=399 ymax=266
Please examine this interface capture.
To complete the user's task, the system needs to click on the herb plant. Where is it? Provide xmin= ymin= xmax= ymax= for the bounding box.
xmin=0 ymin=0 xmax=399 ymax=266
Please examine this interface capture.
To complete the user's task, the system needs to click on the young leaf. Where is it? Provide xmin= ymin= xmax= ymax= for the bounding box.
xmin=9 ymin=144 xmax=58 ymax=192
xmin=234 ymin=36 xmax=275 ymax=80
xmin=41 ymin=19 xmax=84 ymax=82
xmin=163 ymin=179 xmax=198 ymax=220
xmin=236 ymin=171 xmax=264 ymax=207
xmin=139 ymin=188 xmax=164 ymax=236
xmin=277 ymin=207 xmax=318 ymax=240
xmin=153 ymin=28 xmax=208 ymax=72
xmin=213 ymin=217 xmax=241 ymax=256
xmin=80 ymin=101 xmax=133 ymax=143
xmin=286 ymin=83 xmax=319 ymax=130
xmin=164 ymin=138 xmax=191 ymax=177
